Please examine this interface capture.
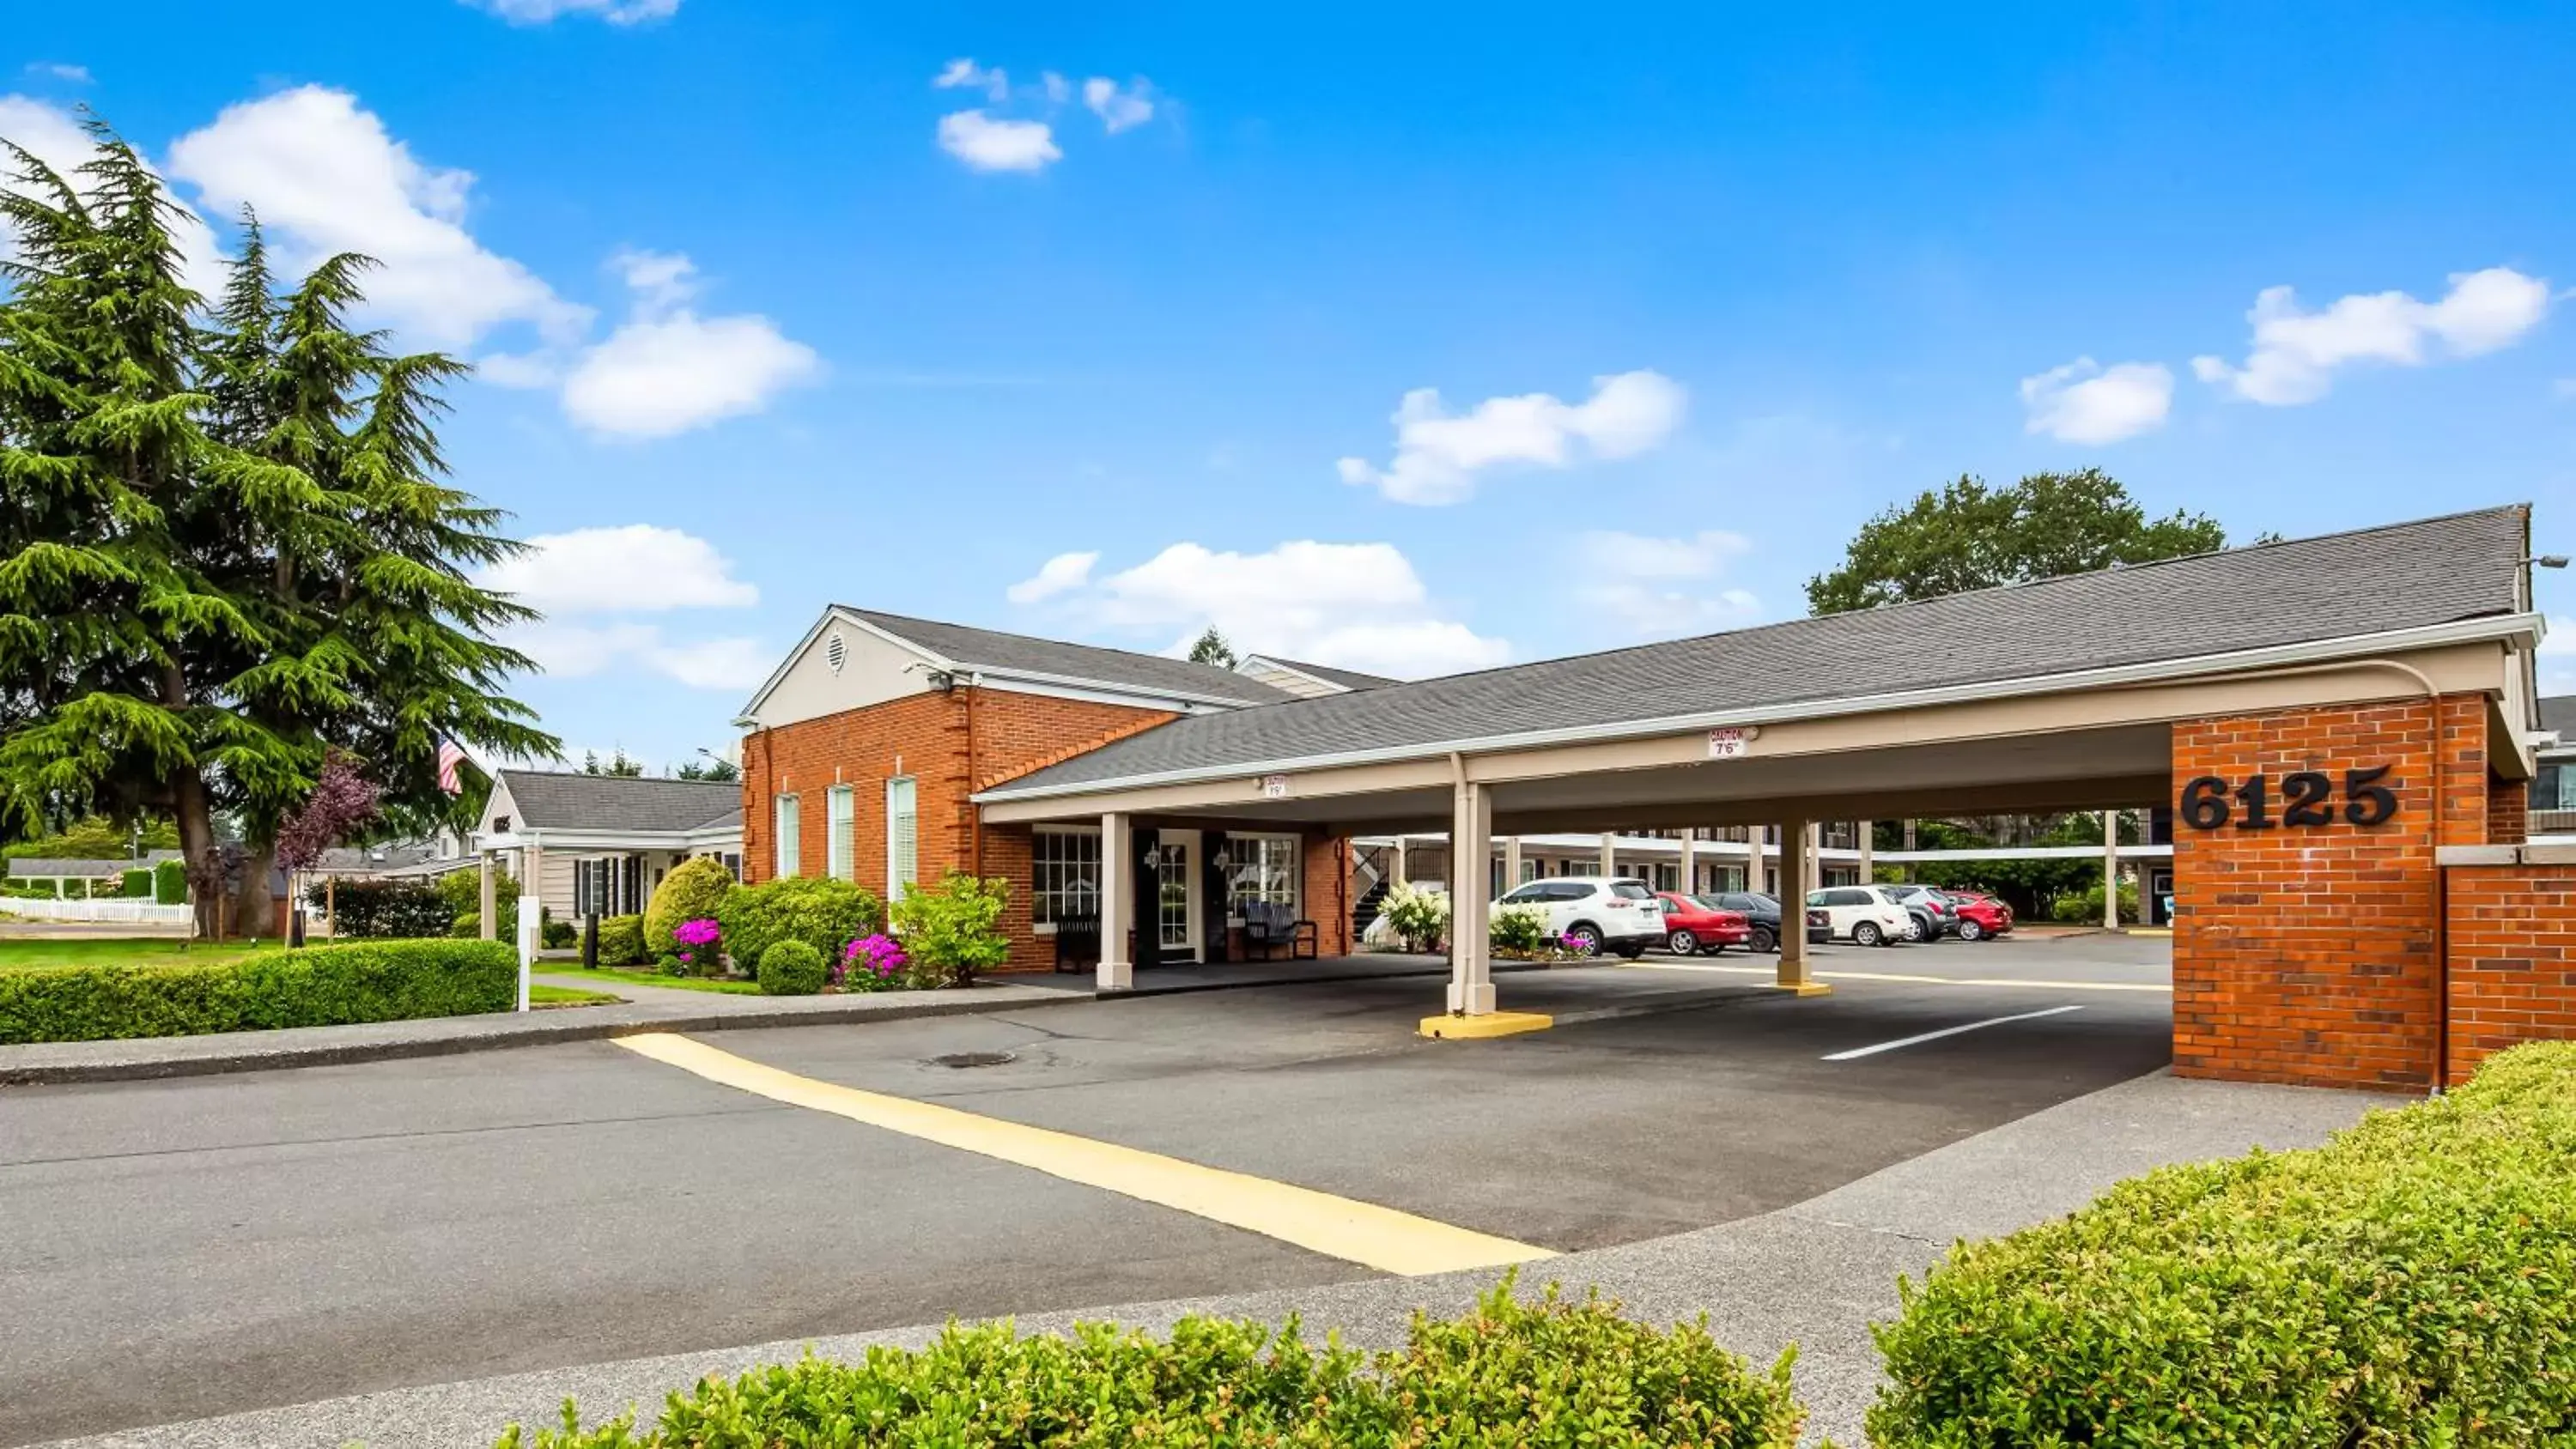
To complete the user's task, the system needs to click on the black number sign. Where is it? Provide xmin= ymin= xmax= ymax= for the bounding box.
xmin=2178 ymin=767 xmax=2400 ymax=831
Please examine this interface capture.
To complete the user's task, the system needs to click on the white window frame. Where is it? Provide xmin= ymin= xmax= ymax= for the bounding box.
xmin=773 ymin=793 xmax=801 ymax=879
xmin=1030 ymin=824 xmax=1102 ymax=934
xmin=1224 ymin=833 xmax=1300 ymax=921
xmin=827 ymin=785 xmax=856 ymax=882
xmin=886 ymin=776 xmax=917 ymax=900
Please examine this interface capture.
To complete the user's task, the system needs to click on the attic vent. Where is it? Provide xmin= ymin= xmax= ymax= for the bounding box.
xmin=825 ymin=633 xmax=848 ymax=673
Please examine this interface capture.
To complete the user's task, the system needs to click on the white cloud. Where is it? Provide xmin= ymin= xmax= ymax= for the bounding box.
xmin=1083 ymin=76 xmax=1156 ymax=133
xmin=27 ymin=64 xmax=91 ymax=83
xmin=167 ymin=85 xmax=590 ymax=351
xmin=1 ymin=94 xmax=224 ymax=295
xmin=937 ymin=111 xmax=1061 ymax=173
xmin=1020 ymin=540 xmax=1510 ymax=679
xmin=506 ymin=621 xmax=770 ymax=690
xmin=1338 ymin=370 xmax=1686 ymax=506
xmin=1571 ymin=530 xmax=1763 ymax=641
xmin=466 ymin=0 xmax=680 ymax=23
xmin=2019 ymin=357 xmax=2174 ymax=443
xmin=2191 ymin=267 xmax=2553 ymax=406
xmin=556 ymin=251 xmax=818 ymax=438
xmin=477 ymin=524 xmax=758 ymax=613
xmin=934 ymin=58 xmax=1011 ymax=103
xmin=1006 ymin=551 xmax=1099 ymax=603
xmin=1042 ymin=72 xmax=1072 ymax=105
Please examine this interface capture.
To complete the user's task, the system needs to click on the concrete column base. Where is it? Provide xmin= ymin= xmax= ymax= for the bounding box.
xmin=1097 ymin=958 xmax=1134 ymax=992
xmin=1447 ymin=979 xmax=1497 ymax=1014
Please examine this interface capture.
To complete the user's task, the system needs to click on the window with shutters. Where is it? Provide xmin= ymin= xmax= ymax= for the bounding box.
xmin=886 ymin=777 xmax=917 ymax=899
xmin=773 ymin=794 xmax=800 ymax=878
xmin=827 ymin=785 xmax=855 ymax=882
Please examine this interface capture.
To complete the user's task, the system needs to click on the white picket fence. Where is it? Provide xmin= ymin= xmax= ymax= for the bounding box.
xmin=0 ymin=896 xmax=195 ymax=926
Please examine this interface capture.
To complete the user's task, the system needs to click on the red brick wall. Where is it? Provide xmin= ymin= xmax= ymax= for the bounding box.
xmin=740 ymin=688 xmax=1176 ymax=973
xmin=2170 ymin=696 xmax=2488 ymax=1091
xmin=1303 ymin=832 xmax=1353 ymax=957
xmin=2444 ymin=865 xmax=2576 ymax=1083
xmin=2489 ymin=774 xmax=2529 ymax=846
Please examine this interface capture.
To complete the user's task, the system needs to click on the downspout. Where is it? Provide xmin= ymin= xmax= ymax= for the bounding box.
xmin=964 ymin=675 xmax=981 ymax=878
xmin=2134 ymin=657 xmax=2449 ymax=1094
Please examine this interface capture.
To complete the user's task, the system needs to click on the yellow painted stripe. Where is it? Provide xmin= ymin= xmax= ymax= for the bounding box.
xmin=614 ymin=1033 xmax=1554 ymax=1276
xmin=1623 ymin=961 xmax=2172 ymax=994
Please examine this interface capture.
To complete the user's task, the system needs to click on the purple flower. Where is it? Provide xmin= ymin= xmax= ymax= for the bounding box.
xmin=841 ymin=933 xmax=908 ymax=980
xmin=674 ymin=918 xmax=721 ymax=949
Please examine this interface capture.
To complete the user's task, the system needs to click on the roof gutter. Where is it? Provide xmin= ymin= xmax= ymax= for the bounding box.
xmin=973 ymin=612 xmax=2543 ymax=804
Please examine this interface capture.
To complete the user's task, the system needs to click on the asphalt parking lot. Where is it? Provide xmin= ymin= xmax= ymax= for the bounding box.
xmin=0 ymin=932 xmax=2172 ymax=1446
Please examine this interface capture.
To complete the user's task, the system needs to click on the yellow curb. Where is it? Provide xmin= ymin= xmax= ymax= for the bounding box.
xmin=1774 ymin=982 xmax=1835 ymax=997
xmin=1418 ymin=1010 xmax=1554 ymax=1040
xmin=615 ymin=1032 xmax=1552 ymax=1276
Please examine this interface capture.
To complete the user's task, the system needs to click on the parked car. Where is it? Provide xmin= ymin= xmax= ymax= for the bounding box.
xmin=1653 ymin=892 xmax=1752 ymax=955
xmin=1493 ymin=876 xmax=1666 ymax=958
xmin=1804 ymin=885 xmax=1916 ymax=947
xmin=1700 ymin=891 xmax=1788 ymax=953
xmin=1883 ymin=883 xmax=1959 ymax=942
xmin=1939 ymin=888 xmax=2014 ymax=941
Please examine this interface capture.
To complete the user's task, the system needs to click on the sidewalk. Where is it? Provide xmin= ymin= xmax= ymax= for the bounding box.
xmin=37 ymin=1069 xmax=2379 ymax=1448
xmin=0 ymin=979 xmax=1079 ymax=1087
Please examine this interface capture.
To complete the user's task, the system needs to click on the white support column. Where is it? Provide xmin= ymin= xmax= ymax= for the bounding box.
xmin=1099 ymin=812 xmax=1134 ymax=991
xmin=1448 ymin=778 xmax=1495 ymax=1015
xmin=515 ymin=840 xmax=544 ymax=1012
xmin=1749 ymin=828 xmax=1770 ymax=894
xmin=2102 ymin=809 xmax=2120 ymax=931
xmin=1806 ymin=822 xmax=1821 ymax=891
xmin=1857 ymin=819 xmax=1874 ymax=886
xmin=1678 ymin=832 xmax=1698 ymax=894
xmin=477 ymin=852 xmax=496 ymax=942
xmin=1774 ymin=817 xmax=1826 ymax=995
xmin=1391 ymin=835 xmax=1408 ymax=887
xmin=1502 ymin=835 xmax=1522 ymax=890
xmin=1597 ymin=831 xmax=1616 ymax=876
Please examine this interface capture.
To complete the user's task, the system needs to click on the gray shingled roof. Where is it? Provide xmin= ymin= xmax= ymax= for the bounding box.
xmin=846 ymin=609 xmax=1291 ymax=707
xmin=2541 ymin=694 xmax=2576 ymax=746
xmin=987 ymin=506 xmax=2533 ymax=797
xmin=498 ymin=772 xmax=743 ymax=834
xmin=1258 ymin=656 xmax=1402 ymax=691
xmin=6 ymin=851 xmax=182 ymax=878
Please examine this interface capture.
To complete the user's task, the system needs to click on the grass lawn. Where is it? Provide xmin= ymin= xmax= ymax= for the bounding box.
xmin=529 ymin=983 xmax=620 ymax=1008
xmin=0 ymin=937 xmax=277 ymax=973
xmin=545 ymin=964 xmax=762 ymax=995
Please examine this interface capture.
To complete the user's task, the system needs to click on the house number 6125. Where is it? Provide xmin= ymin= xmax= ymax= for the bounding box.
xmin=2178 ymin=766 xmax=2397 ymax=831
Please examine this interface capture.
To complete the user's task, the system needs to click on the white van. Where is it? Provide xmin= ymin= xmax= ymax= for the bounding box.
xmin=1492 ymin=876 xmax=1667 ymax=958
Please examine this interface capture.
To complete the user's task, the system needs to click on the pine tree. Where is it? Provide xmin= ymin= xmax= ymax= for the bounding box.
xmin=0 ymin=116 xmax=555 ymax=935
xmin=1188 ymin=627 xmax=1236 ymax=669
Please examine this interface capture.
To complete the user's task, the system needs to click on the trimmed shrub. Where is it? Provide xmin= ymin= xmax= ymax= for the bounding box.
xmin=118 ymin=868 xmax=152 ymax=898
xmin=595 ymin=914 xmax=646 ymax=967
xmin=1868 ymin=1040 xmax=2576 ymax=1447
xmin=313 ymin=878 xmax=453 ymax=938
xmin=2048 ymin=878 xmax=2140 ymax=924
xmin=1490 ymin=902 xmax=1549 ymax=955
xmin=644 ymin=856 xmax=736 ymax=959
xmin=0 ymin=939 xmax=518 ymax=1045
xmin=153 ymin=858 xmax=185 ymax=905
xmin=438 ymin=866 xmax=519 ymax=939
xmin=756 ymin=939 xmax=827 ymax=996
xmin=656 ymin=954 xmax=685 ymax=977
xmin=716 ymin=876 xmax=882 ymax=973
xmin=499 ymin=1277 xmax=1802 ymax=1447
xmin=886 ymin=871 xmax=1009 ymax=987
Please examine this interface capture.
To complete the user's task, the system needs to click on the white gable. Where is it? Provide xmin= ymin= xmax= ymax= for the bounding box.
xmin=744 ymin=611 xmax=939 ymax=730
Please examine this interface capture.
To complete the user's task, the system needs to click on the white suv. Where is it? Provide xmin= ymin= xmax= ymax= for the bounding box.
xmin=1493 ymin=876 xmax=1667 ymax=958
xmin=1804 ymin=885 xmax=1915 ymax=948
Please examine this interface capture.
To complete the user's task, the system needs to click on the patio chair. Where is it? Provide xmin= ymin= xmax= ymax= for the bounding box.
xmin=1242 ymin=900 xmax=1319 ymax=961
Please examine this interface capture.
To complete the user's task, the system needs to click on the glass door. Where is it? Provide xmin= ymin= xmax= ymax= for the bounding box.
xmin=1154 ymin=831 xmax=1198 ymax=959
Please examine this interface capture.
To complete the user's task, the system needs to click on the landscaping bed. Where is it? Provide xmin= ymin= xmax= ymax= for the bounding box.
xmin=501 ymin=1280 xmax=1804 ymax=1448
xmin=0 ymin=939 xmax=518 ymax=1044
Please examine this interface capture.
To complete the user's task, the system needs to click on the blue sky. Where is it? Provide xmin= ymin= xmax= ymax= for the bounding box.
xmin=6 ymin=2 xmax=2573 ymax=768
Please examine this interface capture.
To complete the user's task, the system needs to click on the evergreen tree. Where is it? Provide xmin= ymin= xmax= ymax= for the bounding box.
xmin=1188 ymin=627 xmax=1236 ymax=668
xmin=0 ymin=118 xmax=554 ymax=935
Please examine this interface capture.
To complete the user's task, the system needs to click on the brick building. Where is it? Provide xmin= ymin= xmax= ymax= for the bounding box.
xmin=734 ymin=609 xmax=1363 ymax=975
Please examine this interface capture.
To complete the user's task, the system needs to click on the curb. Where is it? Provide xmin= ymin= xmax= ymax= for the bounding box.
xmin=0 ymin=991 xmax=1080 ymax=1088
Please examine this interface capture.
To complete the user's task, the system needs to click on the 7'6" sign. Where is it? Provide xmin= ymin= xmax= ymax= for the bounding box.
xmin=2178 ymin=766 xmax=2397 ymax=831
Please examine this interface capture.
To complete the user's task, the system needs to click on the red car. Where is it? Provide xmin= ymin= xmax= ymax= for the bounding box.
xmin=1941 ymin=889 xmax=2014 ymax=941
xmin=1654 ymin=892 xmax=1752 ymax=955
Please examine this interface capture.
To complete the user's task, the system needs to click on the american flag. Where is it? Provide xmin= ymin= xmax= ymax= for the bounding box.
xmin=436 ymin=738 xmax=470 ymax=795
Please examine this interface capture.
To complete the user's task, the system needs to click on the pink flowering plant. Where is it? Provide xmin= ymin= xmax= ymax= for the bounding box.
xmin=836 ymin=932 xmax=908 ymax=991
xmin=673 ymin=917 xmax=721 ymax=973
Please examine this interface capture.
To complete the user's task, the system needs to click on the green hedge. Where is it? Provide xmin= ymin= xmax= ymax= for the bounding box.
xmin=716 ymin=876 xmax=882 ymax=973
xmin=1869 ymin=1040 xmax=2576 ymax=1447
xmin=153 ymin=857 xmax=186 ymax=904
xmin=118 ymin=867 xmax=152 ymax=898
xmin=644 ymin=855 xmax=734 ymax=959
xmin=756 ymin=938 xmax=826 ymax=995
xmin=0 ymin=940 xmax=519 ymax=1045
xmin=595 ymin=914 xmax=645 ymax=966
xmin=500 ymin=1279 xmax=1803 ymax=1447
xmin=313 ymin=877 xmax=453 ymax=937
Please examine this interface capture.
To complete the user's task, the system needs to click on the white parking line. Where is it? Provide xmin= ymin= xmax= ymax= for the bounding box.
xmin=1820 ymin=1004 xmax=2086 ymax=1061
